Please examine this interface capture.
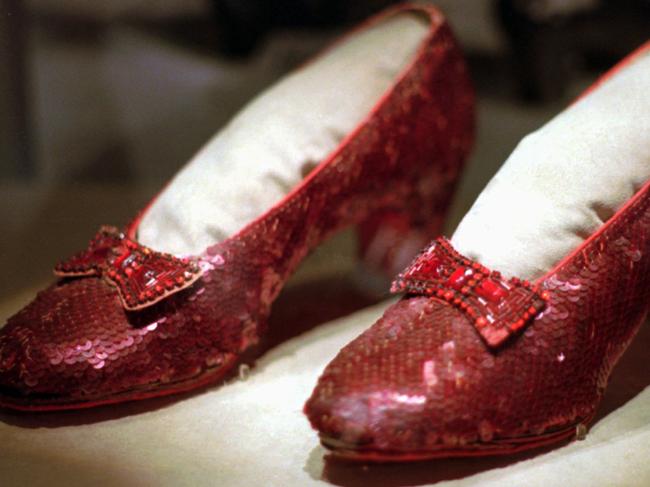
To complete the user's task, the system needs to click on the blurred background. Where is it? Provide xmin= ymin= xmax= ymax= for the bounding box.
xmin=1 ymin=0 xmax=649 ymax=314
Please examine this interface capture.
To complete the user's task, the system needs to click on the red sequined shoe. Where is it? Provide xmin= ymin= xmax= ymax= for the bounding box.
xmin=305 ymin=42 xmax=650 ymax=461
xmin=0 ymin=4 xmax=474 ymax=411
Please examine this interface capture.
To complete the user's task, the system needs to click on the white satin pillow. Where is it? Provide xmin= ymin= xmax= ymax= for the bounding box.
xmin=453 ymin=51 xmax=650 ymax=279
xmin=138 ymin=13 xmax=429 ymax=256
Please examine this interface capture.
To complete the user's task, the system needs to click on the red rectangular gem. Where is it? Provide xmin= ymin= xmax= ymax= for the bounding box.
xmin=419 ymin=257 xmax=442 ymax=278
xmin=447 ymin=266 xmax=471 ymax=290
xmin=476 ymin=279 xmax=507 ymax=303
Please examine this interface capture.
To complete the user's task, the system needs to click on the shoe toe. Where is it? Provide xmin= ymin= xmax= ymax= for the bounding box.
xmin=0 ymin=276 xmax=235 ymax=409
xmin=306 ymin=296 xmax=535 ymax=459
xmin=0 ymin=278 xmax=144 ymax=407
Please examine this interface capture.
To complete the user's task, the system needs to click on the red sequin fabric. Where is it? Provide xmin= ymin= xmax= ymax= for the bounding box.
xmin=305 ymin=181 xmax=650 ymax=460
xmin=0 ymin=5 xmax=474 ymax=410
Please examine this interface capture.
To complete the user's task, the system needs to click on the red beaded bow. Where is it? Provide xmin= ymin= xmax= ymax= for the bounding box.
xmin=391 ymin=237 xmax=548 ymax=348
xmin=55 ymin=226 xmax=204 ymax=311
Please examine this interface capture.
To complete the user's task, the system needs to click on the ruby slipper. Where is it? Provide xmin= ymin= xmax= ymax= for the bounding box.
xmin=305 ymin=41 xmax=650 ymax=460
xmin=0 ymin=4 xmax=474 ymax=411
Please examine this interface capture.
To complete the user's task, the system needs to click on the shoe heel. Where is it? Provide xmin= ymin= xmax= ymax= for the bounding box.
xmin=356 ymin=176 xmax=451 ymax=284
